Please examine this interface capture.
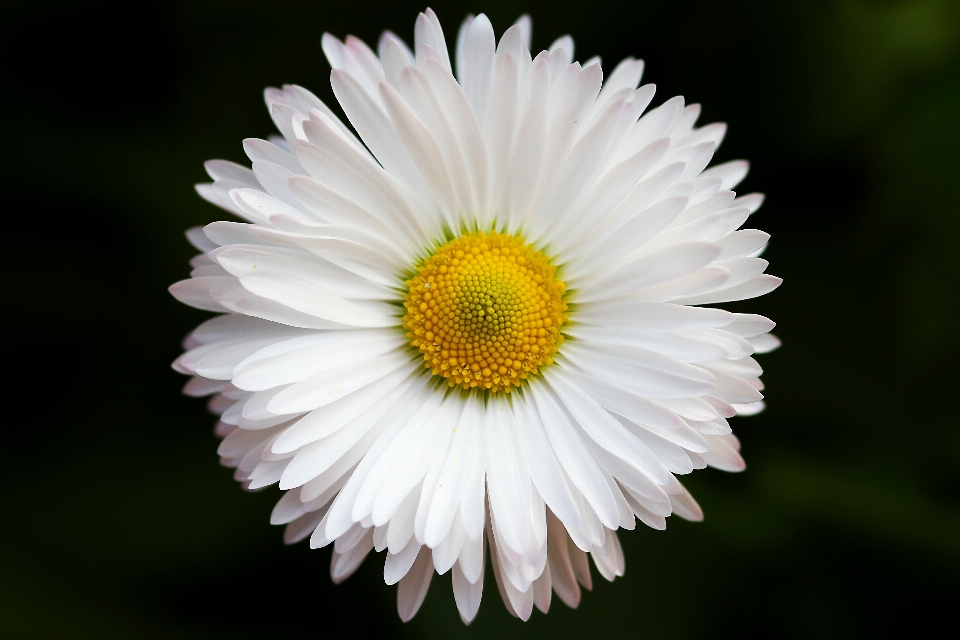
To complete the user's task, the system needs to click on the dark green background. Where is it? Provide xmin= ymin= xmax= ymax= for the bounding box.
xmin=3 ymin=0 xmax=958 ymax=637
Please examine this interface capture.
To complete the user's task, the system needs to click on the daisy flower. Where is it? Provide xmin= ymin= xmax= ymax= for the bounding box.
xmin=171 ymin=8 xmax=781 ymax=623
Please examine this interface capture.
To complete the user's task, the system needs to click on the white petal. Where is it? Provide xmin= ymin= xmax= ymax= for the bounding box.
xmin=283 ymin=505 xmax=329 ymax=544
xmin=484 ymin=400 xmax=536 ymax=562
xmin=732 ymin=401 xmax=766 ymax=416
xmin=288 ymin=173 xmax=418 ymax=251
xmin=397 ymin=64 xmax=474 ymax=220
xmin=169 ymin=277 xmax=233 ymax=313
xmin=320 ymin=386 xmax=428 ymax=542
xmin=671 ymin=189 xmax=735 ymax=227
xmin=250 ymin=161 xmax=302 ymax=208
xmin=536 ymin=64 xmax=603 ymax=215
xmin=452 ymin=553 xmax=484 ymax=623
xmin=677 ymin=141 xmax=718 ymax=181
xmin=323 ymin=34 xmax=383 ymax=101
xmin=380 ymin=30 xmax=414 ymax=64
xmin=546 ymin=511 xmax=580 ymax=608
xmin=703 ymin=434 xmax=746 ymax=472
xmin=423 ymin=395 xmax=481 ymax=547
xmin=701 ymin=159 xmax=749 ymax=190
xmin=329 ymin=69 xmax=428 ymax=197
xmin=574 ymin=300 xmax=732 ymax=331
xmin=453 ymin=15 xmax=473 ymax=78
xmin=707 ymin=369 xmax=764 ymax=404
xmin=487 ymin=525 xmax=534 ymax=621
xmin=705 ymin=356 xmax=763 ymax=379
xmin=527 ymin=98 xmax=629 ymax=243
xmin=214 ymin=247 xmax=397 ymax=328
xmin=561 ymin=342 xmax=716 ymax=398
xmin=513 ymin=395 xmax=581 ymax=528
xmin=548 ymin=371 xmax=673 ymax=487
xmin=645 ymin=206 xmax=748 ymax=252
xmin=548 ymin=35 xmax=574 ymax=62
xmin=350 ymin=391 xmax=444 ymax=524
xmin=244 ymin=138 xmax=302 ymax=175
xmin=186 ymin=226 xmax=218 ymax=252
xmin=205 ymin=159 xmax=258 ymax=186
xmin=554 ymin=368 xmax=686 ymax=432
xmin=592 ymin=445 xmax=669 ymax=505
xmin=734 ymin=192 xmax=765 ymax=214
xmin=622 ymin=95 xmax=684 ymax=156
xmin=669 ymin=486 xmax=704 ymax=521
xmin=414 ymin=61 xmax=491 ymax=214
xmin=298 ymin=456 xmax=357 ymax=507
xmin=414 ymin=399 xmax=466 ymax=541
xmin=458 ymin=527 xmax=485 ymax=583
xmin=533 ymin=562 xmax=552 ymax=613
xmin=483 ymin=50 xmax=520 ymax=223
xmin=567 ymin=535 xmax=593 ymax=591
xmin=569 ymin=163 xmax=687 ymax=264
xmin=278 ymin=376 xmax=410 ymax=489
xmin=331 ymin=527 xmax=374 ymax=583
xmin=379 ymin=81 xmax=458 ymax=228
xmin=188 ymin=336 xmax=298 ymax=380
xmin=432 ymin=511 xmax=465 ymax=574
xmin=272 ymin=367 xmax=414 ymax=453
xmin=266 ymin=349 xmax=413 ymax=414
xmin=384 ymin=539 xmax=422 ymax=585
xmin=290 ymin=124 xmax=425 ymax=244
xmin=414 ymin=8 xmax=451 ymax=73
xmin=717 ymin=229 xmax=770 ymax=260
xmin=672 ymin=274 xmax=782 ymax=305
xmin=373 ymin=395 xmax=460 ymax=527
xmin=503 ymin=53 xmax=549 ymax=231
xmin=635 ymin=266 xmax=731 ymax=304
xmin=459 ymin=425 xmax=488 ymax=541
xmin=457 ymin=14 xmax=496 ymax=126
xmin=397 ymin=546 xmax=434 ymax=622
xmin=265 ymin=94 xmax=304 ymax=145
xmin=598 ymin=58 xmax=645 ymax=105
xmin=387 ymin=482 xmax=421 ymax=553
xmin=514 ymin=14 xmax=532 ymax=51
xmin=591 ymin=528 xmax=625 ymax=580
xmin=748 ymin=332 xmax=781 ymax=353
xmin=182 ymin=375 xmax=227 ymax=398
xmin=579 ymin=240 xmax=721 ymax=302
xmin=201 ymin=219 xmax=284 ymax=248
xmin=233 ymin=330 xmax=403 ymax=391
xmin=547 ymin=136 xmax=670 ymax=251
xmin=529 ymin=383 xmax=619 ymax=529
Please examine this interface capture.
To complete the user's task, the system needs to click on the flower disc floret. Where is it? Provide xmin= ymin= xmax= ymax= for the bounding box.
xmin=403 ymin=231 xmax=567 ymax=393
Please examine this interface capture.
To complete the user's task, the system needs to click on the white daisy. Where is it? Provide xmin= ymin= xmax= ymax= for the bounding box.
xmin=171 ymin=8 xmax=781 ymax=623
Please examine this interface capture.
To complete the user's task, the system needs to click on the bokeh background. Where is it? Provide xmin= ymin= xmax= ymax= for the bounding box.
xmin=3 ymin=0 xmax=958 ymax=637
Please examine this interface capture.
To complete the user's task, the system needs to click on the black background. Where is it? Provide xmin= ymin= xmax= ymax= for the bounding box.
xmin=2 ymin=0 xmax=958 ymax=638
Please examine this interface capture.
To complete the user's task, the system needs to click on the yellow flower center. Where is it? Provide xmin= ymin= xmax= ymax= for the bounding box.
xmin=402 ymin=231 xmax=567 ymax=393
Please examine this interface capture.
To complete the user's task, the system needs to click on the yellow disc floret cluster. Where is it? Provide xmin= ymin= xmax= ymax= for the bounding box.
xmin=403 ymin=231 xmax=567 ymax=394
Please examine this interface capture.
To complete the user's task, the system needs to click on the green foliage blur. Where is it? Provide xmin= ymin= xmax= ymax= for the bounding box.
xmin=2 ymin=0 xmax=958 ymax=637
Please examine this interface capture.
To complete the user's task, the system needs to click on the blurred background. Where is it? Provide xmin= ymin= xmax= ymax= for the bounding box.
xmin=2 ymin=0 xmax=958 ymax=637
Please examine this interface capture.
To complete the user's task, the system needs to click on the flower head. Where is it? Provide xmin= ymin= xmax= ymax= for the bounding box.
xmin=171 ymin=8 xmax=780 ymax=623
